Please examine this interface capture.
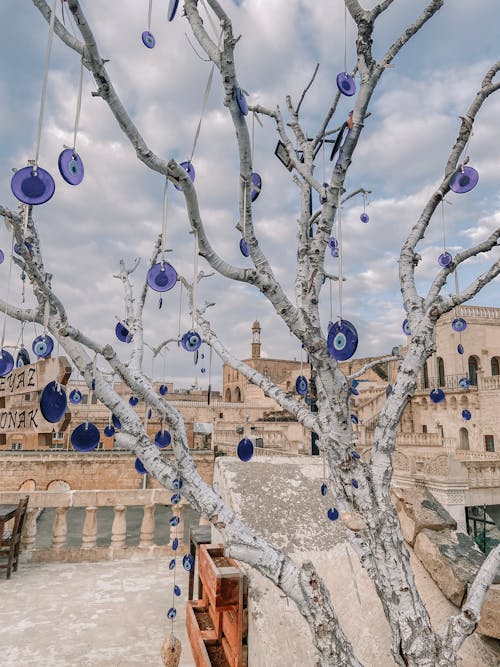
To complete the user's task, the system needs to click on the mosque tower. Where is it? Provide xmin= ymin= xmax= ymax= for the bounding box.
xmin=251 ymin=320 xmax=261 ymax=359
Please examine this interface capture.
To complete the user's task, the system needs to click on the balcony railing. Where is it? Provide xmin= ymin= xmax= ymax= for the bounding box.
xmin=416 ymin=374 xmax=475 ymax=391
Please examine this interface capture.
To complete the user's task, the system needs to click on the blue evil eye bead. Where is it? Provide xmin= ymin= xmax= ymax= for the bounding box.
xmin=39 ymin=381 xmax=67 ymax=423
xmin=169 ymin=558 xmax=176 ymax=571
xmin=58 ymin=149 xmax=84 ymax=186
xmin=129 ymin=396 xmax=139 ymax=406
xmin=0 ymin=249 xmax=3 ymax=264
xmin=104 ymin=425 xmax=115 ymax=437
xmin=295 ymin=375 xmax=308 ymax=396
xmin=319 ymin=182 xmax=329 ymax=205
xmin=351 ymin=414 xmax=359 ymax=424
xmin=240 ymin=238 xmax=250 ymax=257
xmin=402 ymin=319 xmax=411 ymax=336
xmin=69 ymin=389 xmax=82 ymax=405
xmin=174 ymin=585 xmax=181 ymax=597
xmin=14 ymin=241 xmax=32 ymax=255
xmin=351 ymin=450 xmax=360 ymax=460
xmin=328 ymin=237 xmax=338 ymax=250
xmin=172 ymin=537 xmax=179 ymax=551
xmin=32 ymin=334 xmax=54 ymax=358
xmin=147 ymin=261 xmax=177 ymax=292
xmin=327 ymin=319 xmax=358 ymax=361
xmin=457 ymin=343 xmax=464 ymax=355
xmin=352 ymin=479 xmax=359 ymax=489
xmin=155 ymin=429 xmax=172 ymax=448
xmin=167 ymin=0 xmax=179 ymax=22
xmin=458 ymin=377 xmax=471 ymax=389
xmin=330 ymin=247 xmax=339 ymax=258
xmin=429 ymin=388 xmax=445 ymax=403
xmin=237 ymin=437 xmax=254 ymax=462
xmin=112 ymin=414 xmax=122 ymax=430
xmin=327 ymin=507 xmax=339 ymax=521
xmin=147 ymin=408 xmax=152 ymax=419
xmin=169 ymin=515 xmax=180 ymax=527
xmin=438 ymin=251 xmax=453 ymax=267
xmin=201 ymin=367 xmax=206 ymax=373
xmin=449 ymin=165 xmax=479 ymax=194
xmin=0 ymin=350 xmax=14 ymax=378
xmin=11 ymin=165 xmax=55 ymax=205
xmin=135 ymin=458 xmax=147 ymax=474
xmin=167 ymin=608 xmax=177 ymax=620
xmin=159 ymin=384 xmax=168 ymax=395
xmin=462 ymin=409 xmax=472 ymax=421
xmin=181 ymin=330 xmax=202 ymax=352
xmin=182 ymin=553 xmax=194 ymax=572
xmin=386 ymin=384 xmax=393 ymax=398
xmin=360 ymin=213 xmax=369 ymax=223
xmin=141 ymin=30 xmax=155 ymax=48
xmin=16 ymin=347 xmax=30 ymax=367
xmin=452 ymin=317 xmax=467 ymax=332
xmin=349 ymin=386 xmax=359 ymax=396
xmin=235 ymin=86 xmax=248 ymax=115
xmin=174 ymin=161 xmax=195 ymax=191
xmin=115 ymin=322 xmax=132 ymax=343
xmin=171 ymin=493 xmax=181 ymax=505
xmin=173 ymin=478 xmax=183 ymax=489
xmin=250 ymin=172 xmax=262 ymax=202
xmin=91 ymin=379 xmax=96 ymax=391
xmin=336 ymin=72 xmax=356 ymax=97
xmin=71 ymin=422 xmax=100 ymax=452
xmin=321 ymin=483 xmax=328 ymax=497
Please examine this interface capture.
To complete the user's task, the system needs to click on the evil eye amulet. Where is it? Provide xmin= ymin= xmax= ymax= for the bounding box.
xmin=452 ymin=317 xmax=467 ymax=332
xmin=327 ymin=319 xmax=358 ymax=361
xmin=295 ymin=375 xmax=308 ymax=396
xmin=32 ymin=334 xmax=54 ymax=358
xmin=402 ymin=319 xmax=411 ymax=336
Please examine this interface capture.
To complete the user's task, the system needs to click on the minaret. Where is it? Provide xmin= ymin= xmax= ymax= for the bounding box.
xmin=251 ymin=320 xmax=261 ymax=359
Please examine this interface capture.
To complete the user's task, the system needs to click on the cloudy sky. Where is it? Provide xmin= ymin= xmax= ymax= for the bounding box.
xmin=0 ymin=0 xmax=499 ymax=389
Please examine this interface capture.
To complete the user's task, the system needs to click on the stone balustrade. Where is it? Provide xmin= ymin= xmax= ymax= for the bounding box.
xmin=479 ymin=375 xmax=500 ymax=390
xmin=361 ymin=431 xmax=457 ymax=450
xmin=214 ymin=428 xmax=294 ymax=452
xmin=0 ymin=489 xmax=193 ymax=563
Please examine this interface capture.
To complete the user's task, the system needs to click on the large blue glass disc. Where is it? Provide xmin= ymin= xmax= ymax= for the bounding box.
xmin=452 ymin=317 xmax=467 ymax=332
xmin=438 ymin=251 xmax=452 ymax=267
xmin=240 ymin=238 xmax=250 ymax=257
xmin=147 ymin=262 xmax=177 ymax=292
xmin=250 ymin=172 xmax=262 ymax=202
xmin=115 ymin=322 xmax=132 ymax=343
xmin=32 ymin=334 xmax=54 ymax=358
xmin=295 ymin=375 xmax=308 ymax=396
xmin=40 ymin=381 xmax=67 ymax=423
xmin=58 ymin=149 xmax=84 ymax=186
xmin=0 ymin=350 xmax=14 ymax=378
xmin=11 ymin=165 xmax=55 ymax=205
xmin=237 ymin=437 xmax=254 ymax=462
xmin=402 ymin=319 xmax=411 ymax=336
xmin=174 ymin=161 xmax=195 ymax=191
xmin=181 ymin=330 xmax=202 ymax=352
xmin=71 ymin=422 xmax=100 ymax=451
xmin=449 ymin=166 xmax=479 ymax=194
xmin=135 ymin=458 xmax=147 ymax=474
xmin=429 ymin=388 xmax=445 ymax=403
xmin=155 ymin=429 xmax=171 ymax=448
xmin=167 ymin=0 xmax=179 ymax=21
xmin=69 ymin=389 xmax=82 ymax=404
xmin=159 ymin=384 xmax=168 ymax=395
xmin=327 ymin=319 xmax=358 ymax=361
xmin=462 ymin=409 xmax=471 ymax=421
xmin=112 ymin=414 xmax=122 ymax=430
xmin=16 ymin=347 xmax=30 ymax=367
xmin=141 ymin=30 xmax=156 ymax=48
xmin=235 ymin=86 xmax=248 ymax=115
xmin=336 ymin=72 xmax=356 ymax=97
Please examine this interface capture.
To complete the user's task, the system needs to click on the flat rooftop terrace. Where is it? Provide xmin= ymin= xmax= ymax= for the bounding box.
xmin=0 ymin=559 xmax=195 ymax=667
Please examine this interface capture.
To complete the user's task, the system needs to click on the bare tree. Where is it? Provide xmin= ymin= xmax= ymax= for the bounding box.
xmin=1 ymin=1 xmax=499 ymax=665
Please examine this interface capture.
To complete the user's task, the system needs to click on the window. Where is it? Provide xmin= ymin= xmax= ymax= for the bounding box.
xmin=491 ymin=357 xmax=500 ymax=376
xmin=459 ymin=427 xmax=470 ymax=451
xmin=81 ymin=394 xmax=88 ymax=404
xmin=234 ymin=386 xmax=241 ymax=402
xmin=423 ymin=362 xmax=429 ymax=389
xmin=422 ymin=425 xmax=428 ymax=433
xmin=468 ymin=356 xmax=479 ymax=386
xmin=485 ymin=435 xmax=495 ymax=452
xmin=24 ymin=393 xmax=31 ymax=401
xmin=437 ymin=357 xmax=445 ymax=387
xmin=11 ymin=442 xmax=23 ymax=451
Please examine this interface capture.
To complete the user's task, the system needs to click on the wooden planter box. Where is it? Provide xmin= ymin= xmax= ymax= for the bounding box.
xmin=199 ymin=544 xmax=243 ymax=611
xmin=187 ymin=599 xmax=231 ymax=667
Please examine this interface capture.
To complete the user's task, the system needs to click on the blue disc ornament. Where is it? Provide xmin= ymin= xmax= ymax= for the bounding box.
xmin=115 ymin=322 xmax=132 ymax=343
xmin=235 ymin=86 xmax=248 ymax=115
xmin=349 ymin=386 xmax=359 ymax=396
xmin=295 ymin=375 xmax=308 ymax=396
xmin=104 ymin=425 xmax=115 ymax=437
xmin=170 ymin=516 xmax=180 ymax=527
xmin=0 ymin=350 xmax=14 ymax=378
xmin=458 ymin=377 xmax=471 ymax=390
xmin=429 ymin=388 xmax=445 ymax=404
xmin=386 ymin=384 xmax=393 ymax=398
xmin=40 ymin=381 xmax=67 ymax=423
xmin=352 ymin=479 xmax=359 ymax=489
xmin=402 ymin=319 xmax=411 ymax=336
xmin=112 ymin=414 xmax=121 ymax=430
xmin=181 ymin=330 xmax=202 ymax=352
xmin=167 ymin=0 xmax=179 ymax=21
xmin=169 ymin=559 xmax=176 ymax=571
xmin=182 ymin=553 xmax=194 ymax=571
xmin=171 ymin=493 xmax=181 ymax=505
xmin=11 ymin=165 xmax=55 ymax=205
xmin=129 ymin=396 xmax=139 ymax=406
xmin=351 ymin=414 xmax=359 ymax=425
xmin=360 ymin=212 xmax=369 ymax=223
xmin=351 ymin=450 xmax=360 ymax=460
xmin=16 ymin=347 xmax=30 ymax=367
xmin=135 ymin=458 xmax=147 ymax=474
xmin=14 ymin=241 xmax=32 ymax=255
xmin=159 ymin=384 xmax=168 ymax=395
xmin=327 ymin=319 xmax=358 ymax=361
xmin=173 ymin=478 xmax=183 ymax=489
xmin=237 ymin=437 xmax=254 ymax=462
xmin=172 ymin=537 xmax=179 ymax=551
xmin=32 ymin=334 xmax=54 ymax=358
xmin=250 ymin=172 xmax=262 ymax=202
xmin=449 ymin=166 xmax=479 ymax=194
xmin=0 ymin=249 xmax=3 ymax=264
xmin=69 ymin=389 xmax=82 ymax=405
xmin=327 ymin=507 xmax=339 ymax=521
xmin=58 ymin=149 xmax=84 ymax=186
xmin=141 ymin=30 xmax=155 ymax=49
xmin=336 ymin=72 xmax=356 ymax=97
xmin=457 ymin=343 xmax=464 ymax=355
xmin=240 ymin=238 xmax=250 ymax=257
xmin=321 ymin=483 xmax=328 ymax=497
xmin=147 ymin=262 xmax=177 ymax=292
xmin=462 ymin=409 xmax=472 ymax=421
xmin=155 ymin=429 xmax=171 ymax=448
xmin=174 ymin=161 xmax=195 ymax=191
xmin=328 ymin=237 xmax=338 ymax=251
xmin=71 ymin=422 xmax=100 ymax=451
xmin=438 ymin=251 xmax=453 ymax=267
xmin=452 ymin=317 xmax=467 ymax=332
xmin=174 ymin=585 xmax=181 ymax=597
xmin=167 ymin=608 xmax=177 ymax=620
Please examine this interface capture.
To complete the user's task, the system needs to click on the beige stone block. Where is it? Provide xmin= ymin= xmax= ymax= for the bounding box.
xmin=477 ymin=583 xmax=500 ymax=639
xmin=392 ymin=487 xmax=456 ymax=545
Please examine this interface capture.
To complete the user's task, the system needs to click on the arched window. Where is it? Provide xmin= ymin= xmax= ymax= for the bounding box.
xmin=437 ymin=357 xmax=445 ymax=387
xmin=491 ymin=356 xmax=500 ymax=376
xmin=234 ymin=387 xmax=241 ymax=403
xmin=459 ymin=427 xmax=470 ymax=451
xmin=468 ymin=356 xmax=479 ymax=386
xmin=225 ymin=388 xmax=231 ymax=402
xmin=423 ymin=362 xmax=429 ymax=389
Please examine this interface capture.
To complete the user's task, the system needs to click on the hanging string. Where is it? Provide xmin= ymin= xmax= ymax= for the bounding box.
xmin=43 ymin=299 xmax=50 ymax=336
xmin=72 ymin=58 xmax=84 ymax=153
xmin=251 ymin=111 xmax=256 ymax=165
xmin=343 ymin=2 xmax=348 ymax=74
xmin=162 ymin=349 xmax=167 ymax=382
xmin=345 ymin=544 xmax=362 ymax=605
xmin=161 ymin=179 xmax=169 ymax=264
xmin=191 ymin=234 xmax=199 ymax=330
xmin=207 ymin=345 xmax=212 ymax=405
xmin=199 ymin=0 xmax=220 ymax=42
xmin=0 ymin=232 xmax=15 ymax=353
xmin=329 ymin=278 xmax=333 ymax=323
xmin=440 ymin=197 xmax=447 ymax=252
xmin=147 ymin=0 xmax=153 ymax=32
xmin=177 ymin=282 xmax=183 ymax=338
xmin=322 ymin=138 xmax=326 ymax=184
xmin=22 ymin=205 xmax=30 ymax=237
xmin=189 ymin=60 xmax=216 ymax=163
xmin=34 ymin=0 xmax=58 ymax=169
xmin=337 ymin=193 xmax=344 ymax=323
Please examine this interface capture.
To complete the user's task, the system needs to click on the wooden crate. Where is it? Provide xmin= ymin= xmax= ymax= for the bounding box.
xmin=199 ymin=544 xmax=243 ymax=611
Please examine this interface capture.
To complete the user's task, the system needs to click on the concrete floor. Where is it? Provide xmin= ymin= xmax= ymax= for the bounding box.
xmin=0 ymin=559 xmax=195 ymax=667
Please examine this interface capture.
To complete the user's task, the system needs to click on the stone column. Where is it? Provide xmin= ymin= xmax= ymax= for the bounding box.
xmin=21 ymin=508 xmax=38 ymax=553
xmin=82 ymin=506 xmax=98 ymax=550
xmin=139 ymin=504 xmax=155 ymax=548
xmin=52 ymin=507 xmax=68 ymax=551
xmin=111 ymin=505 xmax=126 ymax=548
